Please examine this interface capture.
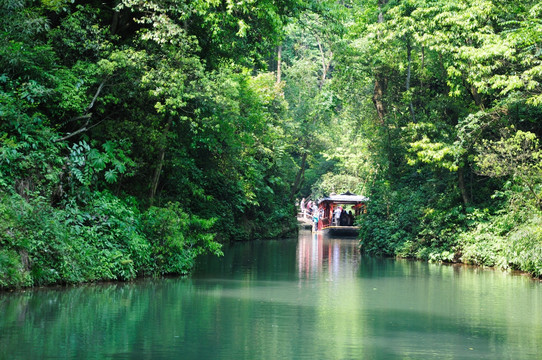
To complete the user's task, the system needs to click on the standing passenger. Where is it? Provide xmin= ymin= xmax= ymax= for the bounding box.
xmin=339 ymin=209 xmax=347 ymax=226
xmin=333 ymin=207 xmax=341 ymax=225
xmin=312 ymin=208 xmax=319 ymax=232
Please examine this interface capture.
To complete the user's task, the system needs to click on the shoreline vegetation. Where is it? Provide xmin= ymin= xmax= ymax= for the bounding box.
xmin=2 ymin=0 xmax=542 ymax=289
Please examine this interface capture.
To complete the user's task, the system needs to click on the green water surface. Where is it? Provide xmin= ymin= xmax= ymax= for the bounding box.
xmin=1 ymin=230 xmax=541 ymax=359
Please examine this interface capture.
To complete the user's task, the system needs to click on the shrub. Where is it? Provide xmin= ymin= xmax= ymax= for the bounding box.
xmin=0 ymin=249 xmax=32 ymax=288
xmin=503 ymin=215 xmax=542 ymax=276
xmin=141 ymin=202 xmax=222 ymax=275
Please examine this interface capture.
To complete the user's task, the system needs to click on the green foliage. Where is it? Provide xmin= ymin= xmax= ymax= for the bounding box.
xmin=49 ymin=5 xmax=113 ymax=64
xmin=59 ymin=192 xmax=151 ymax=282
xmin=0 ymin=249 xmax=33 ymax=288
xmin=0 ymin=192 xmax=148 ymax=287
xmin=313 ymin=0 xmax=542 ymax=280
xmin=504 ymin=215 xmax=542 ymax=276
xmin=359 ymin=178 xmax=422 ymax=257
xmin=0 ymin=195 xmax=32 ymax=288
xmin=475 ymin=128 xmax=542 ymax=209
xmin=2 ymin=0 xmax=542 ymax=289
xmin=1 ymin=189 xmax=222 ymax=289
xmin=141 ymin=202 xmax=221 ymax=275
xmin=1 ymin=0 xmax=301 ymax=289
xmin=66 ymin=140 xmax=134 ymax=196
xmin=459 ymin=208 xmax=542 ymax=277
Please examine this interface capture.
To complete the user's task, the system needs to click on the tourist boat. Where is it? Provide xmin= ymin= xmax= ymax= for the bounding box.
xmin=316 ymin=192 xmax=368 ymax=236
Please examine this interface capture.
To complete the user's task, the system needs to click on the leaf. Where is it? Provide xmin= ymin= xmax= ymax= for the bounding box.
xmin=104 ymin=169 xmax=118 ymax=184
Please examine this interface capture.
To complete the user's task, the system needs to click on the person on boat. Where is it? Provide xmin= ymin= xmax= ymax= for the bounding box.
xmin=354 ymin=204 xmax=361 ymax=216
xmin=312 ymin=208 xmax=319 ymax=231
xmin=333 ymin=206 xmax=341 ymax=225
xmin=300 ymin=197 xmax=306 ymax=216
xmin=339 ymin=209 xmax=347 ymax=226
xmin=348 ymin=210 xmax=354 ymax=226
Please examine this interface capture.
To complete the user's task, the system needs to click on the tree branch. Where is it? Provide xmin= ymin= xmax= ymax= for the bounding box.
xmin=55 ymin=122 xmax=90 ymax=142
xmin=315 ymin=36 xmax=332 ymax=89
xmin=54 ymin=80 xmax=107 ymax=143
xmin=86 ymin=80 xmax=106 ymax=113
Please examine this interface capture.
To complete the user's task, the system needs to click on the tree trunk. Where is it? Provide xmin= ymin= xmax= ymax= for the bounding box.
xmin=525 ymin=180 xmax=542 ymax=211
xmin=150 ymin=117 xmax=172 ymax=205
xmin=289 ymin=152 xmax=308 ymax=202
xmin=111 ymin=0 xmax=120 ymax=34
xmin=316 ymin=37 xmax=332 ymax=89
xmin=372 ymin=73 xmax=387 ymax=124
xmin=470 ymin=85 xmax=483 ymax=109
xmin=420 ymin=46 xmax=429 ymax=99
xmin=406 ymin=39 xmax=416 ymax=123
xmin=276 ymin=45 xmax=282 ymax=83
xmin=458 ymin=166 xmax=470 ymax=206
xmin=373 ymin=0 xmax=388 ymax=124
xmin=378 ymin=0 xmax=387 ymax=24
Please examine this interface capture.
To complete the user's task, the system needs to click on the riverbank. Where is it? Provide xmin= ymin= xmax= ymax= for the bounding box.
xmin=0 ymin=192 xmax=298 ymax=291
xmin=360 ymin=201 xmax=542 ymax=279
xmin=0 ymin=194 xmax=223 ymax=290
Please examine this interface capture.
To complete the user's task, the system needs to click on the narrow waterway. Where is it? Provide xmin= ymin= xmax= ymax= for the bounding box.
xmin=1 ymin=229 xmax=541 ymax=359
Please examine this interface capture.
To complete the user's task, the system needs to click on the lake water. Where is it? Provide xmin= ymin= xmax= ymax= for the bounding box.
xmin=1 ymin=229 xmax=541 ymax=359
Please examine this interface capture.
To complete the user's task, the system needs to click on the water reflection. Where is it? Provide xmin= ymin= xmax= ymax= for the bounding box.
xmin=297 ymin=230 xmax=360 ymax=280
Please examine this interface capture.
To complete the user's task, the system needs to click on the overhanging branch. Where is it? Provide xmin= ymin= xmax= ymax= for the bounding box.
xmin=54 ymin=79 xmax=107 ymax=143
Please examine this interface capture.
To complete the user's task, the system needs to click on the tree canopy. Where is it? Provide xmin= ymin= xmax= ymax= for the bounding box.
xmin=1 ymin=0 xmax=541 ymax=288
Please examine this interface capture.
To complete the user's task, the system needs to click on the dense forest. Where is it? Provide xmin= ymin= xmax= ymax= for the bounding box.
xmin=1 ymin=0 xmax=541 ymax=289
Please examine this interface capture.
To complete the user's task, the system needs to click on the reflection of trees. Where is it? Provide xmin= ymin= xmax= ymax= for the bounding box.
xmin=0 ymin=281 xmax=207 ymax=358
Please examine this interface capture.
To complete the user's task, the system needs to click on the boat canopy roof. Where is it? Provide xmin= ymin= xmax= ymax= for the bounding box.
xmin=318 ymin=191 xmax=369 ymax=205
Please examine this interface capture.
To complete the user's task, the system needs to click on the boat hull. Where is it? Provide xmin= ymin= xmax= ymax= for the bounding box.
xmin=322 ymin=226 xmax=360 ymax=237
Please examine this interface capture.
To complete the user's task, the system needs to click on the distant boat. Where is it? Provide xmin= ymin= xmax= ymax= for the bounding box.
xmin=316 ymin=192 xmax=368 ymax=237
